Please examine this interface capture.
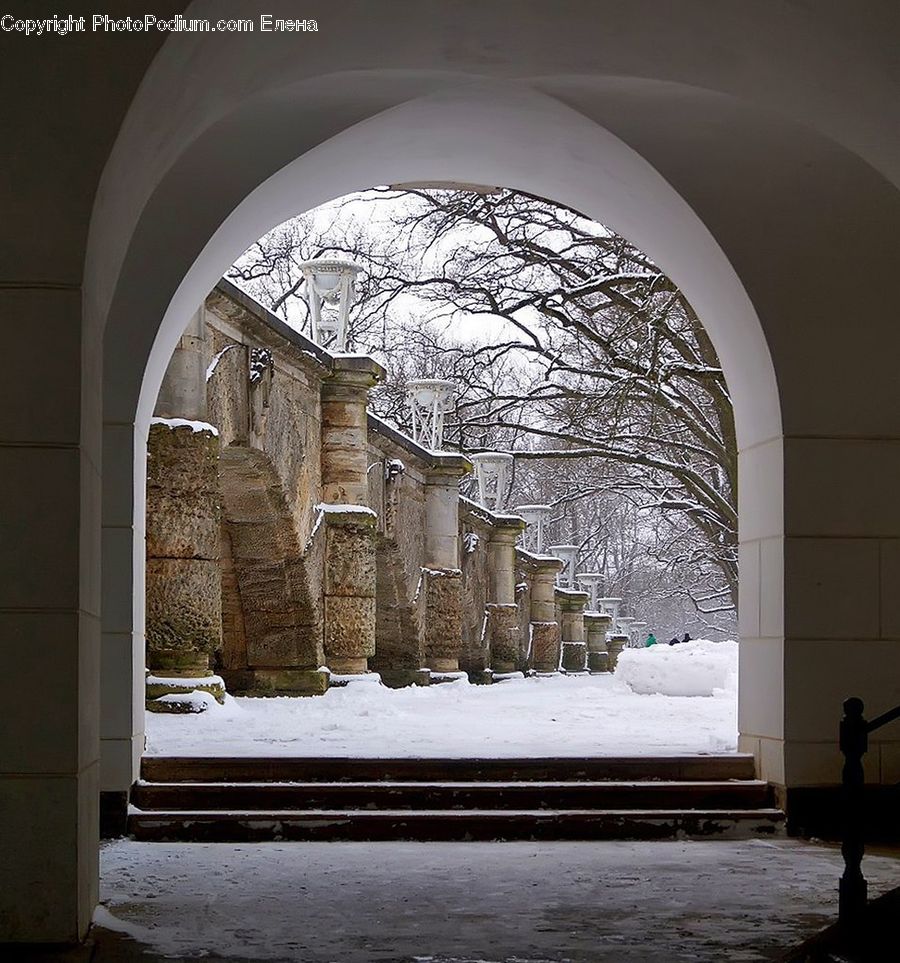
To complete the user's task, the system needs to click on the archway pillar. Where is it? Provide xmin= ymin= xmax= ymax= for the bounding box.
xmin=740 ymin=433 xmax=900 ymax=827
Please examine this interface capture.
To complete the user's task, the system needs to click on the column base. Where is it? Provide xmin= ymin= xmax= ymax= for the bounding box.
xmin=427 ymin=657 xmax=459 ymax=672
xmin=378 ymin=668 xmax=432 ymax=688
xmin=561 ymin=641 xmax=588 ymax=672
xmin=588 ymin=651 xmax=610 ymax=673
xmin=221 ymin=667 xmax=329 ymax=696
xmin=491 ymin=660 xmax=517 ymax=674
xmin=328 ymin=657 xmax=369 ymax=674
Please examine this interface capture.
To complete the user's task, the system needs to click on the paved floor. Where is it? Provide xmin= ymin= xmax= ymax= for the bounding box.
xmin=13 ymin=838 xmax=900 ymax=962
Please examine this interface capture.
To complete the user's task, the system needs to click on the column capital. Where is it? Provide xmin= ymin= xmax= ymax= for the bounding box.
xmin=516 ymin=548 xmax=564 ymax=577
xmin=425 ymin=452 xmax=473 ymax=485
xmin=555 ymin=587 xmax=590 ymax=611
xmin=487 ymin=513 xmax=528 ymax=544
xmin=323 ymin=353 xmax=385 ymax=393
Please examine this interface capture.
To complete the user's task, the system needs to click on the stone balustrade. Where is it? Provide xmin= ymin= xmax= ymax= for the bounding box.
xmin=146 ymin=280 xmax=643 ymax=705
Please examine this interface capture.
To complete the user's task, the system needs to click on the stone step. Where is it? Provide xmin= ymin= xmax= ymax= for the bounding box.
xmin=140 ymin=754 xmax=758 ymax=784
xmin=128 ymin=807 xmax=786 ymax=842
xmin=132 ymin=779 xmax=774 ymax=812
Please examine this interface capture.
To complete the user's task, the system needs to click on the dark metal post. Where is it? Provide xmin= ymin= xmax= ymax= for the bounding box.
xmin=838 ymin=696 xmax=868 ymax=926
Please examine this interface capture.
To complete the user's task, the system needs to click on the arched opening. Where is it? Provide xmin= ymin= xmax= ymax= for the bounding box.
xmin=96 ymin=81 xmax=789 ymax=809
xmin=8 ymin=2 xmax=900 ymax=949
xmin=139 ymin=184 xmax=743 ymax=764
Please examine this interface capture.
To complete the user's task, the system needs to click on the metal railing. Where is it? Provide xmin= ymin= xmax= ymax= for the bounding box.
xmin=838 ymin=696 xmax=900 ymax=926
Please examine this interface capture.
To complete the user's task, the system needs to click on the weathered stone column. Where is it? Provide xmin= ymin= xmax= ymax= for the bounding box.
xmin=320 ymin=355 xmax=384 ymax=505
xmin=319 ymin=356 xmax=383 ymax=675
xmin=606 ymin=632 xmax=630 ymax=671
xmin=321 ymin=506 xmax=378 ymax=674
xmin=422 ymin=454 xmax=471 ymax=674
xmin=145 ymin=419 xmax=225 ymax=709
xmin=517 ymin=553 xmax=563 ymax=673
xmin=557 ymin=588 xmax=589 ymax=672
xmin=585 ymin=611 xmax=613 ymax=673
xmin=486 ymin=515 xmax=527 ymax=673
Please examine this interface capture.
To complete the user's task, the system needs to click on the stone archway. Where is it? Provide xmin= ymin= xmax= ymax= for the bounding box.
xmin=86 ymin=0 xmax=900 ymax=938
xmin=7 ymin=2 xmax=900 ymax=944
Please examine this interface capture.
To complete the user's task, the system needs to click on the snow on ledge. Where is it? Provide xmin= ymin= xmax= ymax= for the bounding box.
xmin=315 ymin=502 xmax=377 ymax=516
xmin=150 ymin=417 xmax=219 ymax=436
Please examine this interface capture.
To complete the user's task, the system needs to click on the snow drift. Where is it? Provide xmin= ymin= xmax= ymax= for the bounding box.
xmin=615 ymin=639 xmax=738 ymax=697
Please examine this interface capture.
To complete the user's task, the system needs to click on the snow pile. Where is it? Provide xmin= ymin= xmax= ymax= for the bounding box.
xmin=615 ymin=639 xmax=738 ymax=697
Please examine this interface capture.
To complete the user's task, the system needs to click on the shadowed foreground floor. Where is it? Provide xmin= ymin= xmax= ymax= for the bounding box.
xmin=13 ymin=838 xmax=900 ymax=962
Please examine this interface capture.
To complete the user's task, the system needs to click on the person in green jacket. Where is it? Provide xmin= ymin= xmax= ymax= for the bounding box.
xmin=645 ymin=632 xmax=658 ymax=647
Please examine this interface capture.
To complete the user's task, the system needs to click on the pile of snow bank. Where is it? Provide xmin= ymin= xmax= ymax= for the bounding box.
xmin=615 ymin=639 xmax=738 ymax=697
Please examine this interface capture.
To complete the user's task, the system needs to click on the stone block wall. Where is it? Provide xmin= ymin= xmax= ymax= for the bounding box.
xmin=147 ymin=279 xmax=568 ymax=695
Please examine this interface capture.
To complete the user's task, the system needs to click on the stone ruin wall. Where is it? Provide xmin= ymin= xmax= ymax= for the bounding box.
xmin=146 ymin=280 xmax=581 ymax=701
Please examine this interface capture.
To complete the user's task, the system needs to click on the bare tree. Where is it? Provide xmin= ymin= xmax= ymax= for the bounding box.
xmin=229 ymin=187 xmax=738 ymax=631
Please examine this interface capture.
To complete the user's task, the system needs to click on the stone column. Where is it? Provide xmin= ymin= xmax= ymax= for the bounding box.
xmin=422 ymin=455 xmax=471 ymax=674
xmin=319 ymin=355 xmax=384 ymax=675
xmin=154 ymin=308 xmax=209 ymax=421
xmin=585 ymin=611 xmax=613 ymax=673
xmin=322 ymin=507 xmax=378 ymax=675
xmin=557 ymin=588 xmax=589 ymax=672
xmin=486 ymin=516 xmax=527 ymax=673
xmin=145 ymin=420 xmax=225 ymax=709
xmin=529 ymin=557 xmax=563 ymax=673
xmin=606 ymin=632 xmax=630 ymax=671
xmin=320 ymin=355 xmax=384 ymax=505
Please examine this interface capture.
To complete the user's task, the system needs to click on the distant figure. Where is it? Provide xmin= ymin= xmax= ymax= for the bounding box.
xmin=645 ymin=633 xmax=657 ymax=647
xmin=668 ymin=636 xmax=680 ymax=646
xmin=682 ymin=632 xmax=692 ymax=644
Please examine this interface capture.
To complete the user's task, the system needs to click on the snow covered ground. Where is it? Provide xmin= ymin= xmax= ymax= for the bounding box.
xmin=97 ymin=838 xmax=900 ymax=961
xmin=146 ymin=641 xmax=738 ymax=757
